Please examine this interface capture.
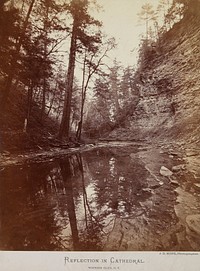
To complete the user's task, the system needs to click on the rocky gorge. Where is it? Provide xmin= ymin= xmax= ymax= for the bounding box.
xmin=0 ymin=0 xmax=200 ymax=252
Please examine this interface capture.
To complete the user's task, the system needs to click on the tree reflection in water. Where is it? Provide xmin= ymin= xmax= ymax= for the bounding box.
xmin=59 ymin=157 xmax=80 ymax=250
xmin=0 ymin=148 xmax=152 ymax=251
xmin=75 ymin=154 xmax=104 ymax=250
xmin=58 ymin=154 xmax=105 ymax=250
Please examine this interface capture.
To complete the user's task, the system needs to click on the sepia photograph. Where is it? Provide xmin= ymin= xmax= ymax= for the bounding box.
xmin=0 ymin=0 xmax=200 ymax=270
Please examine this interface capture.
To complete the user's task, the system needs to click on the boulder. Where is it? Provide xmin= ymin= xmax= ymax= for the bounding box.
xmin=160 ymin=166 xmax=173 ymax=177
xmin=172 ymin=164 xmax=186 ymax=172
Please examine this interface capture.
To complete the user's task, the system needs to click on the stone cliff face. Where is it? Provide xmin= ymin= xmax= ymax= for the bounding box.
xmin=111 ymin=2 xmax=200 ymax=148
xmin=136 ymin=4 xmax=200 ymax=145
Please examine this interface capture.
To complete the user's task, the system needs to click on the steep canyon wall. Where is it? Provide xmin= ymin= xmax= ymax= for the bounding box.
xmin=111 ymin=2 xmax=200 ymax=147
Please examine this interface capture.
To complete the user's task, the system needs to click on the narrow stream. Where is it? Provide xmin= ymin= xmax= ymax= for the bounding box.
xmin=0 ymin=145 xmax=200 ymax=251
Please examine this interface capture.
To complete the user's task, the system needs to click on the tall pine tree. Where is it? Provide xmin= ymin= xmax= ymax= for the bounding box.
xmin=58 ymin=0 xmax=102 ymax=140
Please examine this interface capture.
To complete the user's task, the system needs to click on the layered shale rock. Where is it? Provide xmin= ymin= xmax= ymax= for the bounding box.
xmin=110 ymin=1 xmax=200 ymax=149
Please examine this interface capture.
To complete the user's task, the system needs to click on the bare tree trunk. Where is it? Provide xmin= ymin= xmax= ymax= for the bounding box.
xmin=23 ymin=82 xmax=33 ymax=132
xmin=58 ymin=20 xmax=77 ymax=140
xmin=146 ymin=14 xmax=148 ymax=42
xmin=76 ymin=51 xmax=87 ymax=141
xmin=47 ymin=92 xmax=55 ymax=116
xmin=41 ymin=77 xmax=46 ymax=120
xmin=40 ymin=2 xmax=49 ymax=121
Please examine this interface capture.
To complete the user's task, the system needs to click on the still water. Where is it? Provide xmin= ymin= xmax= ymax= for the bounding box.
xmin=0 ymin=145 xmax=200 ymax=251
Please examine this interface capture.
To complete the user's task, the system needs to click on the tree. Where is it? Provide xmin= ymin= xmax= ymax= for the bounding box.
xmin=20 ymin=28 xmax=54 ymax=131
xmin=165 ymin=0 xmax=185 ymax=27
xmin=108 ymin=59 xmax=122 ymax=122
xmin=20 ymin=0 xmax=69 ymax=130
xmin=84 ymin=62 xmax=138 ymax=138
xmin=0 ymin=1 xmax=20 ymax=76
xmin=158 ymin=0 xmax=171 ymax=16
xmin=76 ymin=38 xmax=115 ymax=141
xmin=58 ymin=0 xmax=102 ymax=140
xmin=84 ymin=76 xmax=111 ymax=138
xmin=0 ymin=0 xmax=36 ymax=113
xmin=36 ymin=0 xmax=66 ymax=121
xmin=40 ymin=0 xmax=51 ymax=120
xmin=138 ymin=3 xmax=156 ymax=44
xmin=120 ymin=66 xmax=135 ymax=104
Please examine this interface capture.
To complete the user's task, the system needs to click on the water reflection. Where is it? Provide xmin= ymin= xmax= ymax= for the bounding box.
xmin=59 ymin=157 xmax=79 ymax=250
xmin=1 ymin=147 xmax=199 ymax=251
